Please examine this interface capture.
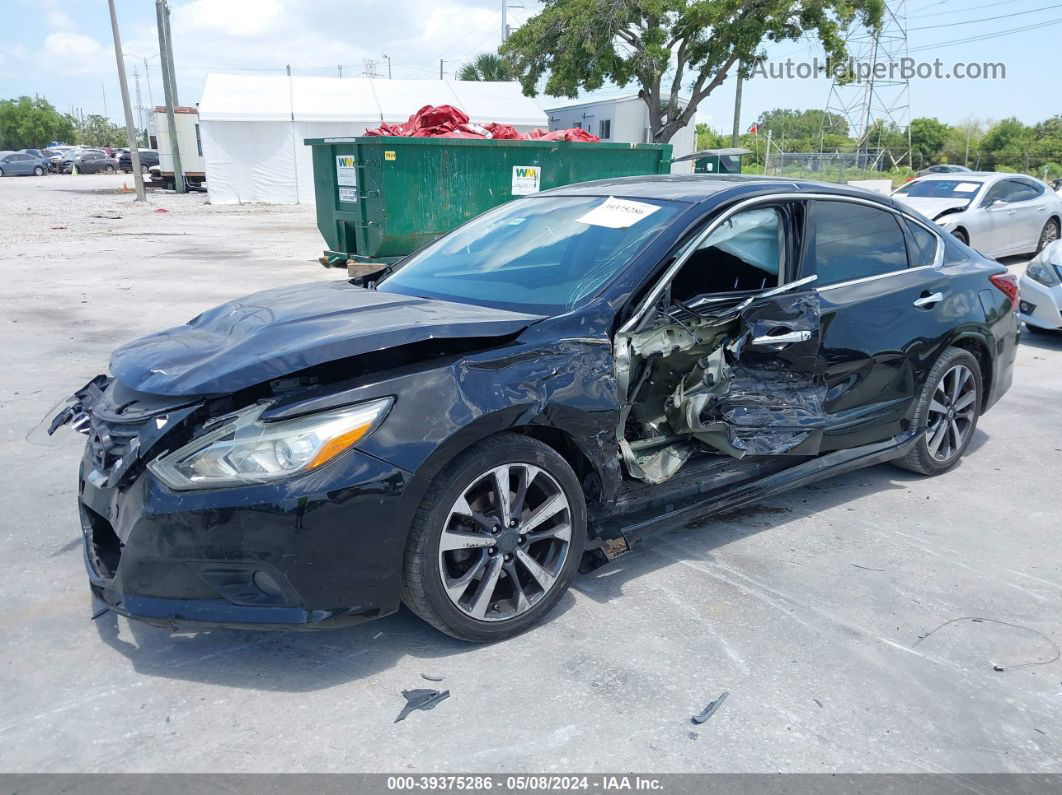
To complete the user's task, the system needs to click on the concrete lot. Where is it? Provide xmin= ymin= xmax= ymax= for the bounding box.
xmin=1 ymin=173 xmax=1060 ymax=773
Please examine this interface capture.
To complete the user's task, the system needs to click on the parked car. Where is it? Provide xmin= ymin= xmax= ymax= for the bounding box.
xmin=20 ymin=148 xmax=51 ymax=162
xmin=63 ymin=150 xmax=119 ymax=174
xmin=48 ymin=176 xmax=1018 ymax=641
xmin=118 ymin=149 xmax=159 ymax=174
xmin=0 ymin=151 xmax=48 ymax=176
xmin=1019 ymin=239 xmax=1062 ymax=334
xmin=47 ymin=147 xmax=76 ymax=172
xmin=917 ymin=164 xmax=972 ymax=177
xmin=892 ymin=172 xmax=1062 ymax=259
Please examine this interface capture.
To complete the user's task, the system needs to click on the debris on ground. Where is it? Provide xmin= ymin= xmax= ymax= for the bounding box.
xmin=691 ymin=691 xmax=729 ymax=725
xmin=394 ymin=688 xmax=451 ymax=723
xmin=851 ymin=564 xmax=885 ymax=571
xmin=420 ymin=673 xmax=445 ymax=682
xmin=915 ymin=616 xmax=1060 ymax=672
xmin=814 ymin=698 xmax=824 ymax=708
xmin=154 ymin=208 xmax=169 ymax=214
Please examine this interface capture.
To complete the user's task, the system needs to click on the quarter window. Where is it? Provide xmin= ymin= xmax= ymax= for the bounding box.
xmin=811 ymin=201 xmax=909 ymax=287
xmin=905 ymin=220 xmax=939 ymax=267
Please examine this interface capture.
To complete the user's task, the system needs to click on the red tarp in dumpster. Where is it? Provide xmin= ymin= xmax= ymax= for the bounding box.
xmin=364 ymin=105 xmax=600 ymax=142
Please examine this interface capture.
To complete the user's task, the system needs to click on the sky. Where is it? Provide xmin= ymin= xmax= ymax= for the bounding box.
xmin=0 ymin=0 xmax=1058 ymax=135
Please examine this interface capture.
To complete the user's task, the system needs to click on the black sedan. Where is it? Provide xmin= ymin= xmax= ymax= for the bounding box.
xmin=63 ymin=150 xmax=119 ymax=174
xmin=49 ymin=176 xmax=1018 ymax=641
xmin=118 ymin=149 xmax=159 ymax=174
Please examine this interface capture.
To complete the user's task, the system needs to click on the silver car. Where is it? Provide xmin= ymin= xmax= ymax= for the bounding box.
xmin=1019 ymin=239 xmax=1062 ymax=334
xmin=892 ymin=172 xmax=1062 ymax=259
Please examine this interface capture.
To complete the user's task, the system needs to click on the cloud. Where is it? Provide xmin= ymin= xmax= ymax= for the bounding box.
xmin=40 ymin=31 xmax=110 ymax=75
xmin=47 ymin=9 xmax=76 ymax=30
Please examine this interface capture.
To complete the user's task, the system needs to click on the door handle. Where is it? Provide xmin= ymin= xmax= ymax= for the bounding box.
xmin=750 ymin=329 xmax=812 ymax=348
xmin=913 ymin=291 xmax=944 ymax=308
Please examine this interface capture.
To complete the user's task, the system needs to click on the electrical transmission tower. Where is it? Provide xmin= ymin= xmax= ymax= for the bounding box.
xmin=360 ymin=58 xmax=380 ymax=78
xmin=821 ymin=0 xmax=911 ymax=168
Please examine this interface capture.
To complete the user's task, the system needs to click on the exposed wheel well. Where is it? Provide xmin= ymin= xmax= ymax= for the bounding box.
xmin=952 ymin=337 xmax=992 ymax=412
xmin=512 ymin=425 xmax=603 ymax=505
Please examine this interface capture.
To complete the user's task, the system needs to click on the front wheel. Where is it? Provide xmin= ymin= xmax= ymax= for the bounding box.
xmin=402 ymin=433 xmax=587 ymax=642
xmin=33 ymin=166 xmax=45 ymax=176
xmin=104 ymin=165 xmax=115 ymax=174
xmin=951 ymin=228 xmax=969 ymax=246
xmin=140 ymin=164 xmax=149 ymax=174
xmin=892 ymin=347 xmax=982 ymax=476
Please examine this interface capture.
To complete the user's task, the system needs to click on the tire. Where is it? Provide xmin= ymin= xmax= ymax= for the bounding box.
xmin=951 ymin=228 xmax=969 ymax=246
xmin=140 ymin=164 xmax=149 ymax=174
xmin=1036 ymin=218 xmax=1059 ymax=254
xmin=33 ymin=166 xmax=44 ymax=176
xmin=402 ymin=433 xmax=587 ymax=642
xmin=0 ymin=167 xmax=4 ymax=177
xmin=104 ymin=165 xmax=115 ymax=174
xmin=892 ymin=347 xmax=983 ymax=476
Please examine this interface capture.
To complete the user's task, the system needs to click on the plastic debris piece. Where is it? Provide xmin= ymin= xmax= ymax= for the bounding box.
xmin=394 ymin=688 xmax=450 ymax=723
xmin=691 ymin=691 xmax=729 ymax=724
xmin=154 ymin=208 xmax=169 ymax=214
xmin=420 ymin=673 xmax=445 ymax=682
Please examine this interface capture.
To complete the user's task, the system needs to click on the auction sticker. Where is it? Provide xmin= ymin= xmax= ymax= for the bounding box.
xmin=339 ymin=187 xmax=357 ymax=203
xmin=511 ymin=165 xmax=541 ymax=195
xmin=577 ymin=196 xmax=660 ymax=228
xmin=336 ymin=155 xmax=357 ymax=187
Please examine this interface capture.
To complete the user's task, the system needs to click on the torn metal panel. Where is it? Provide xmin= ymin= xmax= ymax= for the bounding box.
xmin=616 ymin=290 xmax=827 ymax=483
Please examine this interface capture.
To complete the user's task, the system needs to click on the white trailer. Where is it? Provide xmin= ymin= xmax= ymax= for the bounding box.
xmin=152 ymin=105 xmax=206 ymax=188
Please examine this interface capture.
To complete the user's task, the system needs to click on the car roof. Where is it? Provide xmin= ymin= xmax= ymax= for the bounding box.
xmin=909 ymin=171 xmax=1037 ymax=183
xmin=535 ymin=174 xmax=903 ymax=207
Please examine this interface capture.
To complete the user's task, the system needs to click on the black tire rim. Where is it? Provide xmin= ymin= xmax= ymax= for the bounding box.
xmin=438 ymin=463 xmax=572 ymax=622
xmin=925 ymin=364 xmax=977 ymax=462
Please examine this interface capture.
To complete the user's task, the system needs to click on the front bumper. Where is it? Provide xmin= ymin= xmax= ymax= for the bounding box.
xmin=80 ymin=444 xmax=427 ymax=630
xmin=1018 ymin=275 xmax=1062 ymax=330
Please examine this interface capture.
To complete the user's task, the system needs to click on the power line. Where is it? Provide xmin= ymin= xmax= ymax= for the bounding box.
xmin=908 ymin=15 xmax=1062 ymax=52
xmin=910 ymin=0 xmax=1038 ymax=19
xmin=909 ymin=3 xmax=1062 ymax=30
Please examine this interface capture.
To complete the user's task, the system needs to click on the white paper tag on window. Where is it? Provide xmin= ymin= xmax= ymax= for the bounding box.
xmin=954 ymin=182 xmax=980 ymax=193
xmin=577 ymin=196 xmax=660 ymax=228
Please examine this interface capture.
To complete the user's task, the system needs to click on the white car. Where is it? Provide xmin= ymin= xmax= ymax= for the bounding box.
xmin=892 ymin=172 xmax=1062 ymax=260
xmin=1019 ymin=239 xmax=1062 ymax=334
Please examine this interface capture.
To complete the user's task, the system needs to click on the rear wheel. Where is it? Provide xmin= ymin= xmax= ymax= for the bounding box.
xmin=1036 ymin=218 xmax=1059 ymax=253
xmin=893 ymin=347 xmax=982 ymax=475
xmin=104 ymin=165 xmax=115 ymax=174
xmin=402 ymin=434 xmax=586 ymax=642
xmin=140 ymin=163 xmax=149 ymax=174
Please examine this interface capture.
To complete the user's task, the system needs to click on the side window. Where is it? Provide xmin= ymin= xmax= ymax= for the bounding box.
xmin=983 ymin=181 xmax=1018 ymax=206
xmin=811 ymin=201 xmax=909 ymax=287
xmin=669 ymin=207 xmax=785 ymax=303
xmin=1009 ymin=179 xmax=1044 ymax=202
xmin=905 ymin=219 xmax=940 ymax=267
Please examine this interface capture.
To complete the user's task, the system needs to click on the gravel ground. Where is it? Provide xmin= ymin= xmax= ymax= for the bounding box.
xmin=1 ymin=173 xmax=1061 ymax=774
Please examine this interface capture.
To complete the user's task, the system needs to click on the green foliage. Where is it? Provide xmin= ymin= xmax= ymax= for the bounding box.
xmin=76 ymin=115 xmax=127 ymax=148
xmin=458 ymin=53 xmax=513 ymax=82
xmin=0 ymin=96 xmax=77 ymax=149
xmin=502 ymin=0 xmax=885 ymax=143
xmin=909 ymin=117 xmax=950 ymax=166
xmin=978 ymin=117 xmax=1033 ymax=171
xmin=694 ymin=122 xmax=725 ymax=150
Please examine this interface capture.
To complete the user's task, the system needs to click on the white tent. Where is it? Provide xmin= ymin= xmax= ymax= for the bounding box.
xmin=197 ymin=74 xmax=548 ymax=205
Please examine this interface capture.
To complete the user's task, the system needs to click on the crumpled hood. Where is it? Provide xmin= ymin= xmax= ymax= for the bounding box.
xmin=893 ymin=196 xmax=972 ymax=221
xmin=111 ymin=280 xmax=543 ymax=396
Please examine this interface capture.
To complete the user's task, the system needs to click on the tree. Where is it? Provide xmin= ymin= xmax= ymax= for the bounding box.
xmin=502 ymin=0 xmax=884 ymax=143
xmin=941 ymin=119 xmax=983 ymax=168
xmin=755 ymin=108 xmax=849 ymax=151
xmin=76 ymin=114 xmax=126 ymax=148
xmin=0 ymin=96 xmax=77 ymax=149
xmin=695 ymin=122 xmax=725 ymax=150
xmin=458 ymin=52 xmax=513 ymax=81
xmin=908 ymin=117 xmax=950 ymax=166
xmin=979 ymin=117 xmax=1032 ymax=171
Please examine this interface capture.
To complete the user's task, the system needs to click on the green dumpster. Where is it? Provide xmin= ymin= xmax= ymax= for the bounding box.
xmin=306 ymin=136 xmax=672 ymax=265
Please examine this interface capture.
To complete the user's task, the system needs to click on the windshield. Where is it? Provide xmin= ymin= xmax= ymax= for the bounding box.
xmin=378 ymin=195 xmax=682 ymax=314
xmin=894 ymin=179 xmax=984 ymax=200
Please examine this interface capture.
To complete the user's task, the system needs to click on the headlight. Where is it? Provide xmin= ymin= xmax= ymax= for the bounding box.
xmin=1026 ymin=251 xmax=1062 ymax=287
xmin=148 ymin=397 xmax=392 ymax=490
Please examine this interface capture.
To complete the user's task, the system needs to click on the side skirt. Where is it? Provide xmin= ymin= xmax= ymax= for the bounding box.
xmin=584 ymin=429 xmax=920 ymax=568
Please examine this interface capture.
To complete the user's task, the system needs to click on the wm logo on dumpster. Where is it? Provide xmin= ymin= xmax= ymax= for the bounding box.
xmin=337 ymin=156 xmax=355 ymax=168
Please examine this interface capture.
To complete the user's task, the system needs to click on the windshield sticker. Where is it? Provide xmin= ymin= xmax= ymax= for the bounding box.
xmin=511 ymin=166 xmax=541 ymax=195
xmin=954 ymin=182 xmax=980 ymax=193
xmin=577 ymin=197 xmax=661 ymax=229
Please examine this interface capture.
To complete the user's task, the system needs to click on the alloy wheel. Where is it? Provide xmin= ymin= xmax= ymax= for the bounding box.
xmin=438 ymin=463 xmax=572 ymax=622
xmin=1039 ymin=220 xmax=1059 ymax=251
xmin=925 ymin=364 xmax=977 ymax=462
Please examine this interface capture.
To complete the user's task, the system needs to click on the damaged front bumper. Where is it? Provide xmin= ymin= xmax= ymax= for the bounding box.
xmin=59 ymin=377 xmax=427 ymax=631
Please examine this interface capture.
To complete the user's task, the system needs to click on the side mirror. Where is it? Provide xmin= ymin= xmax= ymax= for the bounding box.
xmin=984 ymin=198 xmax=1007 ymax=209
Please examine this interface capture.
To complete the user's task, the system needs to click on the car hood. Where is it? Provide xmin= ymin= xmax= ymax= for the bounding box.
xmin=893 ymin=196 xmax=973 ymax=220
xmin=110 ymin=280 xmax=544 ymax=396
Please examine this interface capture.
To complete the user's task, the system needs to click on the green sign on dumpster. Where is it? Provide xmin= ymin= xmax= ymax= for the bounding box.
xmin=306 ymin=136 xmax=673 ymax=266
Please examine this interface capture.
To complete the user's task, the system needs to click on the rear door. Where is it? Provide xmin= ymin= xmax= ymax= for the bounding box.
xmin=803 ymin=198 xmax=952 ymax=451
xmin=1006 ymin=178 xmax=1050 ymax=252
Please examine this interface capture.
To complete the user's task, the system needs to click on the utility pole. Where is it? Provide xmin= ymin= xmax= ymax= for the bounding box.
xmin=338 ymin=64 xmax=343 ymax=77
xmin=730 ymin=61 xmax=743 ymax=147
xmin=107 ymin=0 xmax=145 ymax=200
xmin=132 ymin=65 xmax=145 ymax=144
xmin=382 ymin=54 xmax=392 ymax=79
xmin=102 ymin=82 xmax=108 ymax=118
xmin=440 ymin=59 xmax=444 ymax=80
xmin=502 ymin=0 xmax=507 ymax=43
xmin=156 ymin=0 xmax=185 ymax=192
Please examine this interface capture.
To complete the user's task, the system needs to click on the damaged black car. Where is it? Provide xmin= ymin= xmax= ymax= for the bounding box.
xmin=50 ymin=176 xmax=1019 ymax=642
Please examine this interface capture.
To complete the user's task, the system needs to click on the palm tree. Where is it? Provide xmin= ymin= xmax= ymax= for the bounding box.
xmin=458 ymin=53 xmax=512 ymax=81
